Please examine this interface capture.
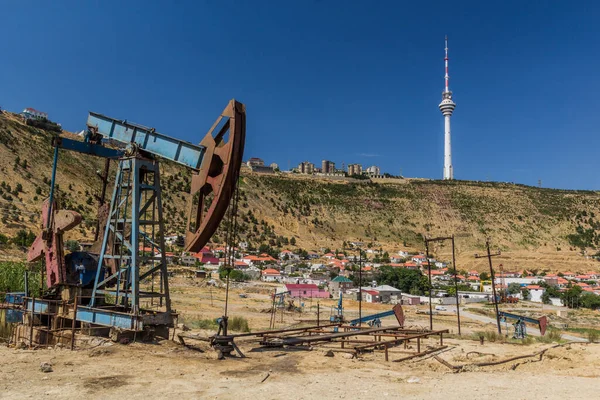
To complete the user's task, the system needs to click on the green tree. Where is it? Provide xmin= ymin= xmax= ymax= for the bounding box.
xmin=580 ymin=293 xmax=600 ymax=310
xmin=507 ymin=283 xmax=521 ymax=295
xmin=561 ymin=285 xmax=583 ymax=308
xmin=479 ymin=272 xmax=490 ymax=281
xmin=12 ymin=230 xmax=36 ymax=247
xmin=290 ymin=237 xmax=296 ymax=246
xmin=65 ymin=240 xmax=80 ymax=252
xmin=376 ymin=266 xmax=429 ymax=295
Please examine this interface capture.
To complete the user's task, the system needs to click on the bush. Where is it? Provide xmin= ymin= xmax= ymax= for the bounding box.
xmin=483 ymin=330 xmax=504 ymax=343
xmin=183 ymin=318 xmax=218 ymax=330
xmin=536 ymin=329 xmax=562 ymax=343
xmin=229 ymin=316 xmax=250 ymax=332
xmin=0 ymin=261 xmax=44 ymax=295
xmin=587 ymin=330 xmax=599 ymax=343
xmin=65 ymin=240 xmax=80 ymax=252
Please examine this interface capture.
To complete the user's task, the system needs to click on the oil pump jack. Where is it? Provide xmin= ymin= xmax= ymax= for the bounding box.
xmin=23 ymin=100 xmax=245 ymax=341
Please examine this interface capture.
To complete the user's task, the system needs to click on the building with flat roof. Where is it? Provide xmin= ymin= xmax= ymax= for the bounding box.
xmin=322 ymin=160 xmax=335 ymax=174
xmin=347 ymin=164 xmax=362 ymax=176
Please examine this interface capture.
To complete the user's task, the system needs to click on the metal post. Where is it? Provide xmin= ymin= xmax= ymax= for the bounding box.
xmin=154 ymin=162 xmax=171 ymax=312
xmin=130 ymin=159 xmax=141 ymax=314
xmin=451 ymin=235 xmax=461 ymax=335
xmin=91 ymin=161 xmax=123 ymax=307
xmin=24 ymin=271 xmax=29 ymax=297
xmin=94 ymin=159 xmax=111 ymax=242
xmin=29 ymin=297 xmax=35 ymax=349
xmin=486 ymin=240 xmax=502 ymax=334
xmin=425 ymin=241 xmax=433 ymax=330
xmin=46 ymin=145 xmax=59 ymax=226
xmin=317 ymin=302 xmax=320 ymax=327
xmin=358 ymin=248 xmax=362 ymax=327
xmin=71 ymin=294 xmax=78 ymax=350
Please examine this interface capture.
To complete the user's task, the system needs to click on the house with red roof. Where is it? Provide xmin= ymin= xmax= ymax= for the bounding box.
xmin=323 ymin=252 xmax=336 ymax=260
xmin=284 ymin=283 xmax=329 ymax=298
xmin=363 ymin=290 xmax=380 ymax=303
xmin=193 ymin=251 xmax=220 ymax=265
xmin=469 ymin=270 xmax=479 ymax=277
xmin=261 ymin=268 xmax=281 ymax=282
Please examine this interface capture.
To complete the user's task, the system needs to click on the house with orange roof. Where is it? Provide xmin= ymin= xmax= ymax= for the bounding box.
xmin=575 ymin=274 xmax=591 ymax=281
xmin=467 ymin=276 xmax=480 ymax=281
xmin=469 ymin=270 xmax=479 ymax=277
xmin=261 ymin=268 xmax=281 ymax=282
xmin=323 ymin=252 xmax=336 ymax=260
xmin=525 ymin=285 xmax=545 ymax=302
xmin=557 ymin=277 xmax=569 ymax=287
xmin=193 ymin=251 xmax=220 ymax=265
xmin=562 ymin=271 xmax=576 ymax=279
xmin=411 ymin=255 xmax=426 ymax=264
xmin=403 ymin=262 xmax=419 ymax=270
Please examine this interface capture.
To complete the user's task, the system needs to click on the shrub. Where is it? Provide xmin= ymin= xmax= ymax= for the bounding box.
xmin=536 ymin=329 xmax=562 ymax=343
xmin=183 ymin=318 xmax=218 ymax=330
xmin=0 ymin=261 xmax=44 ymax=295
xmin=587 ymin=330 xmax=599 ymax=343
xmin=229 ymin=316 xmax=250 ymax=332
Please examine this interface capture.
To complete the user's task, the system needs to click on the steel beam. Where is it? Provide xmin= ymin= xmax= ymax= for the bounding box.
xmin=87 ymin=112 xmax=206 ymax=170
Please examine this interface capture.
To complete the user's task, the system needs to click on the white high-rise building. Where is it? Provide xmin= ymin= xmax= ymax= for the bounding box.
xmin=439 ymin=35 xmax=456 ymax=180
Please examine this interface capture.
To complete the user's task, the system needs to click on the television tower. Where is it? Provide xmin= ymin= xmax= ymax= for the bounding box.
xmin=439 ymin=35 xmax=456 ymax=180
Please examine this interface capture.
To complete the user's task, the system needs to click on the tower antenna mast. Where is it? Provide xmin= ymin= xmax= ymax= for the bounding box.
xmin=439 ymin=35 xmax=456 ymax=180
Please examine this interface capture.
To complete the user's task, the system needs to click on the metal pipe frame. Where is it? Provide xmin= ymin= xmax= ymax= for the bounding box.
xmin=89 ymin=156 xmax=171 ymax=322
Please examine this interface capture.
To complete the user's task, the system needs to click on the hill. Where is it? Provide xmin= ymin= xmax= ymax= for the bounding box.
xmin=0 ymin=110 xmax=599 ymax=273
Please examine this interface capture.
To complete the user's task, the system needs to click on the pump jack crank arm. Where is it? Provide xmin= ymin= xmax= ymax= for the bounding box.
xmin=184 ymin=99 xmax=246 ymax=252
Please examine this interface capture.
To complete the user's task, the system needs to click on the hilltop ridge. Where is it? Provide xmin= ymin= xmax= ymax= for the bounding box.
xmin=0 ymin=110 xmax=599 ymax=272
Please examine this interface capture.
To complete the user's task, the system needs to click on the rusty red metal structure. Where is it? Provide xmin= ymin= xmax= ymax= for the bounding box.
xmin=185 ymin=100 xmax=246 ymax=252
xmin=27 ymin=199 xmax=81 ymax=288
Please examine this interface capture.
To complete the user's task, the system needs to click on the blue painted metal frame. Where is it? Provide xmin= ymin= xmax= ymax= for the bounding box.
xmin=4 ymin=292 xmax=26 ymax=305
xmin=76 ymin=306 xmax=143 ymax=330
xmin=87 ymin=112 xmax=206 ymax=170
xmin=56 ymin=137 xmax=124 ymax=159
xmin=89 ymin=156 xmax=171 ymax=326
xmin=349 ymin=309 xmax=396 ymax=326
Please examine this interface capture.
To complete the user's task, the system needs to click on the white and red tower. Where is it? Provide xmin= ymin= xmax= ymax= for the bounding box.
xmin=439 ymin=35 xmax=456 ymax=180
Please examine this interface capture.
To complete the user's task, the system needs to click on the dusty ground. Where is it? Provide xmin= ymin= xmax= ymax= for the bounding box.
xmin=2 ymin=277 xmax=600 ymax=399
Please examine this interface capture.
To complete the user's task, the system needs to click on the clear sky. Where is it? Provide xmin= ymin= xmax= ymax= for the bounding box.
xmin=1 ymin=1 xmax=599 ymax=189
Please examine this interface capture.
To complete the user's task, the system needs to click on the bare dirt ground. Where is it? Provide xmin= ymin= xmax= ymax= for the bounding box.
xmin=2 ymin=277 xmax=600 ymax=399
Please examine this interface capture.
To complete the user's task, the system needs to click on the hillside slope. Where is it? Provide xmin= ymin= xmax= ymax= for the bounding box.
xmin=1 ymin=111 xmax=599 ymax=272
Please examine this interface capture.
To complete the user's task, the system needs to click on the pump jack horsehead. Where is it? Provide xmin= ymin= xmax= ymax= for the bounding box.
xmin=25 ymin=99 xmax=245 ymax=335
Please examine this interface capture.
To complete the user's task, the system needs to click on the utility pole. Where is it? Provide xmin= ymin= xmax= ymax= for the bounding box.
xmin=475 ymin=239 xmax=502 ymax=334
xmin=425 ymin=240 xmax=433 ymax=330
xmin=451 ymin=235 xmax=461 ymax=335
xmin=424 ymin=235 xmax=462 ymax=334
xmin=358 ymin=248 xmax=363 ymax=327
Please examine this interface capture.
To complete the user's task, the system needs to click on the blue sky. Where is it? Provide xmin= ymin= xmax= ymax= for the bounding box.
xmin=1 ymin=1 xmax=599 ymax=189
